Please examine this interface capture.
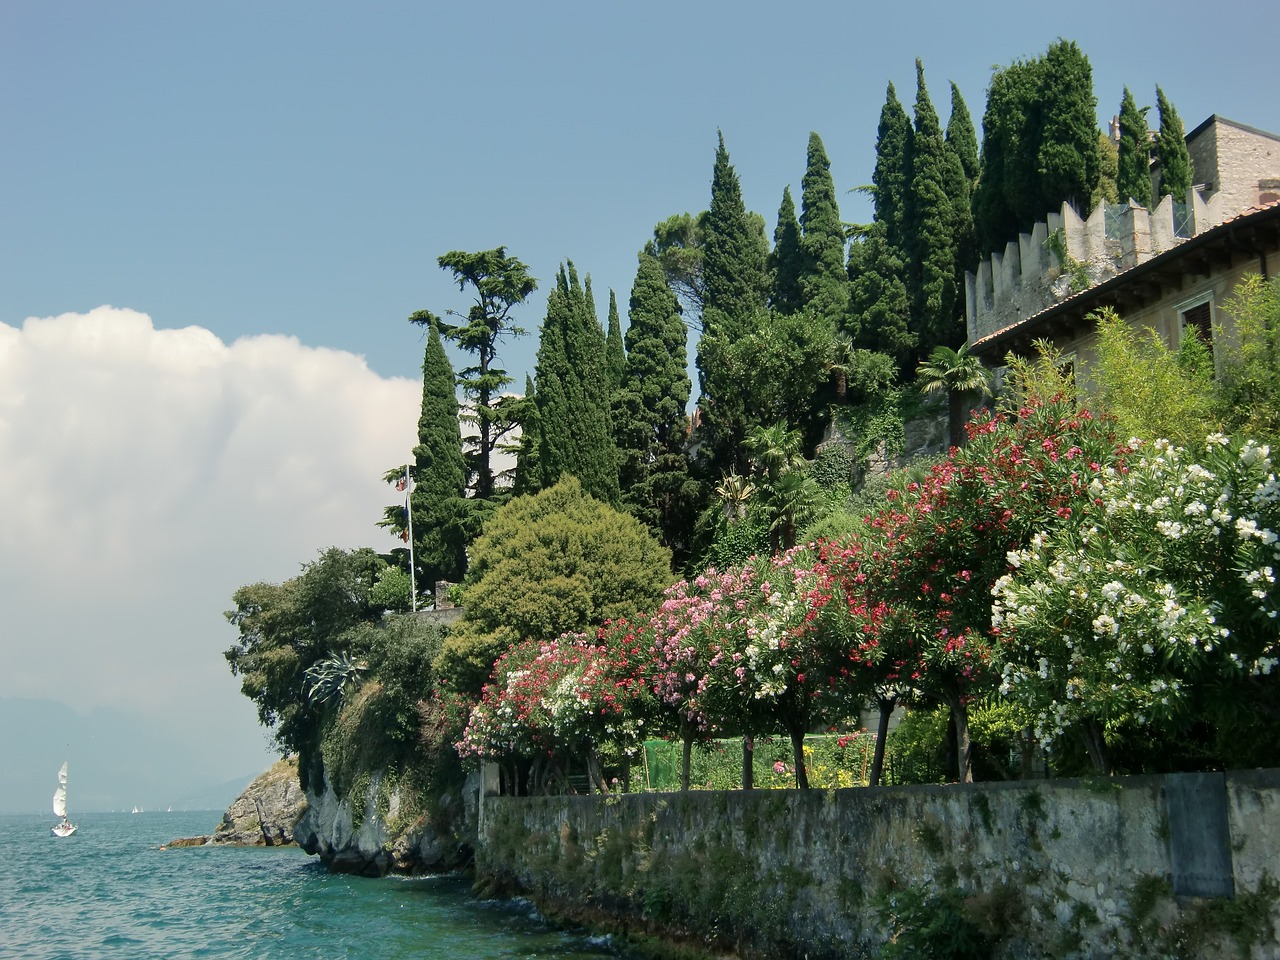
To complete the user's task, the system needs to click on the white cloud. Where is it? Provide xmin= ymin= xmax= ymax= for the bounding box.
xmin=0 ymin=307 xmax=420 ymax=780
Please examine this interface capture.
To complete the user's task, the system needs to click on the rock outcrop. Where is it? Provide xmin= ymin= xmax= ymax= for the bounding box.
xmin=292 ymin=768 xmax=478 ymax=876
xmin=168 ymin=756 xmax=307 ymax=847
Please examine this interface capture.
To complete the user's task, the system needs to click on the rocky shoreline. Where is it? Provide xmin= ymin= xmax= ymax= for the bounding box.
xmin=167 ymin=757 xmax=307 ymax=847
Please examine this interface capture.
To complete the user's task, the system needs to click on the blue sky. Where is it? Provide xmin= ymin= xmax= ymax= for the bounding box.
xmin=1 ymin=0 xmax=1276 ymax=809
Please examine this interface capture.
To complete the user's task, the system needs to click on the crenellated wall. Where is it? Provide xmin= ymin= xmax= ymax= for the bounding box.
xmin=965 ymin=190 xmax=1218 ymax=345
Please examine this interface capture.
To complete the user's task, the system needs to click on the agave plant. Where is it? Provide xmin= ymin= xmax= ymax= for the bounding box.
xmin=304 ymin=652 xmax=368 ymax=709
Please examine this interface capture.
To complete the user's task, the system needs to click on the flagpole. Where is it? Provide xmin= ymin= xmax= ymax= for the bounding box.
xmin=405 ymin=464 xmax=416 ymax=612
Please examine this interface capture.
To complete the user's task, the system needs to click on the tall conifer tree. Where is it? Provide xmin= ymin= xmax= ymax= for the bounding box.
xmin=906 ymin=60 xmax=960 ymax=358
xmin=404 ymin=321 xmax=468 ymax=589
xmin=604 ymin=289 xmax=626 ymax=393
xmin=769 ymin=186 xmax=804 ymax=315
xmin=511 ymin=375 xmax=541 ymax=497
xmin=848 ymin=226 xmax=914 ymax=365
xmin=798 ymin=131 xmax=849 ymax=324
xmin=417 ymin=248 xmax=536 ymax=501
xmin=873 ymin=83 xmax=912 ymax=262
xmin=535 ymin=263 xmax=620 ymax=503
xmin=1035 ymin=39 xmax=1100 ymax=216
xmin=1117 ymin=86 xmax=1153 ymax=206
xmin=616 ymin=253 xmax=696 ymax=565
xmin=696 ymin=132 xmax=769 ymax=476
xmin=1155 ymin=86 xmax=1193 ymax=200
xmin=946 ymin=82 xmax=980 ymax=186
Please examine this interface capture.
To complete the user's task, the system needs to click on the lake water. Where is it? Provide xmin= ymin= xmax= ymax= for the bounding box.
xmin=0 ymin=812 xmax=625 ymax=959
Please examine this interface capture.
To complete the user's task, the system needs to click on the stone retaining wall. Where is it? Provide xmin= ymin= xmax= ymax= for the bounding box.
xmin=476 ymin=771 xmax=1280 ymax=959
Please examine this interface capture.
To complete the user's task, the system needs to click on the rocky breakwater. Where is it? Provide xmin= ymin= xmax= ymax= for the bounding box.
xmin=167 ymin=757 xmax=307 ymax=847
xmin=292 ymin=769 xmax=480 ymax=877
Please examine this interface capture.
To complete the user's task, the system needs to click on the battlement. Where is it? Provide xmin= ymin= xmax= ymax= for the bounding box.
xmin=964 ymin=188 xmax=1221 ymax=344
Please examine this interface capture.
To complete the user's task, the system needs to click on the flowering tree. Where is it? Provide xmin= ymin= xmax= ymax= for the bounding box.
xmin=994 ymin=434 xmax=1280 ymax=772
xmin=850 ymin=396 xmax=1126 ymax=780
xmin=456 ymin=620 xmax=656 ymax=793
xmin=648 ymin=568 xmax=753 ymax=789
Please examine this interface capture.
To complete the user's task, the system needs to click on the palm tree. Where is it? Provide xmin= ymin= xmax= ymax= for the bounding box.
xmin=915 ymin=343 xmax=993 ymax=448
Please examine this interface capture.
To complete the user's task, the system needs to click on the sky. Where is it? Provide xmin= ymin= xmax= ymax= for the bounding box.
xmin=2 ymin=0 xmax=1277 ymax=811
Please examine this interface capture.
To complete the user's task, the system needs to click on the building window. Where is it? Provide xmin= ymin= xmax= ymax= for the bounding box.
xmin=1179 ymin=298 xmax=1213 ymax=349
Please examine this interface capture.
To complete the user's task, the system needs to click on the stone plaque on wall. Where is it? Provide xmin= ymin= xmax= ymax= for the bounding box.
xmin=1165 ymin=771 xmax=1235 ymax=898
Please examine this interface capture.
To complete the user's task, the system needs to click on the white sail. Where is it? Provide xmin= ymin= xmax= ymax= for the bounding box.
xmin=52 ymin=761 xmax=68 ymax=819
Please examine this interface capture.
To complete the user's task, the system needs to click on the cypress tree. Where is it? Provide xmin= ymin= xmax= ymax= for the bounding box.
xmin=535 ymin=263 xmax=620 ymax=504
xmin=946 ymin=81 xmax=980 ymax=187
xmin=848 ymin=225 xmax=915 ymax=366
xmin=1093 ymin=131 xmax=1120 ymax=209
xmin=769 ymin=186 xmax=804 ymax=315
xmin=696 ymin=132 xmax=769 ymax=476
xmin=604 ymin=288 xmax=626 ymax=393
xmin=511 ymin=375 xmax=541 ymax=497
xmin=798 ymin=131 xmax=849 ymax=324
xmin=1035 ymin=39 xmax=1100 ymax=217
xmin=945 ymin=81 xmax=980 ymax=278
xmin=1155 ymin=86 xmax=1193 ymax=200
xmin=408 ymin=321 xmax=468 ymax=588
xmin=1117 ymin=86 xmax=1153 ymax=206
xmin=975 ymin=42 xmax=1100 ymax=255
xmin=906 ymin=59 xmax=960 ymax=358
xmin=873 ymin=83 xmax=913 ymax=261
xmin=617 ymin=252 xmax=697 ymax=564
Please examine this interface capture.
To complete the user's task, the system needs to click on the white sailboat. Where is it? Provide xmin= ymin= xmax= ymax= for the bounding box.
xmin=51 ymin=761 xmax=77 ymax=837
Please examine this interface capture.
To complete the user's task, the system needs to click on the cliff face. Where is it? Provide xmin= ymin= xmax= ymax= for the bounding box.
xmin=212 ymin=756 xmax=308 ymax=845
xmin=167 ymin=756 xmax=307 ymax=848
xmin=292 ymin=769 xmax=479 ymax=877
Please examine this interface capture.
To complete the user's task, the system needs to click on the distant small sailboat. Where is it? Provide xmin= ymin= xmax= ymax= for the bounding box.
xmin=131 ymin=805 xmax=141 ymax=814
xmin=51 ymin=761 xmax=77 ymax=838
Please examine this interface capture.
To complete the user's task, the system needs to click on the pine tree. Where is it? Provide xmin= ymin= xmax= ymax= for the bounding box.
xmin=604 ymin=289 xmax=626 ymax=393
xmin=535 ymin=263 xmax=620 ymax=504
xmin=696 ymin=132 xmax=769 ymax=476
xmin=1117 ymin=86 xmax=1152 ymax=206
xmin=405 ymin=321 xmax=468 ymax=589
xmin=616 ymin=252 xmax=697 ymax=565
xmin=906 ymin=59 xmax=960 ymax=359
xmin=1155 ymin=86 xmax=1194 ymax=200
xmin=973 ymin=57 xmax=1036 ymax=256
xmin=798 ymin=131 xmax=849 ymax=324
xmin=769 ymin=186 xmax=804 ymax=315
xmin=418 ymin=248 xmax=536 ymax=501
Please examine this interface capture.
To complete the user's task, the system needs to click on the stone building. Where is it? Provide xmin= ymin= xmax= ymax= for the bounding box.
xmin=965 ymin=116 xmax=1280 ymax=378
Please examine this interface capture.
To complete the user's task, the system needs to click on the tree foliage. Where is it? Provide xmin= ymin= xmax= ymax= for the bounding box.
xmin=436 ymin=477 xmax=673 ymax=695
xmin=223 ymin=547 xmax=393 ymax=789
xmin=974 ymin=41 xmax=1100 ymax=255
xmin=1117 ymin=86 xmax=1152 ymax=206
xmin=415 ymin=248 xmax=536 ymax=500
xmin=769 ymin=186 xmax=804 ymax=315
xmin=534 ymin=262 xmax=619 ymax=503
xmin=616 ymin=252 xmax=699 ymax=567
xmin=1155 ymin=85 xmax=1193 ymax=200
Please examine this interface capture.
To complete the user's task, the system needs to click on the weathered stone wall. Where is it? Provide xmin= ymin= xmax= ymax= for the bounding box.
xmin=476 ymin=771 xmax=1280 ymax=959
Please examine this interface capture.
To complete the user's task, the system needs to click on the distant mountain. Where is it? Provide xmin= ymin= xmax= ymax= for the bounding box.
xmin=0 ymin=697 xmax=272 ymax=814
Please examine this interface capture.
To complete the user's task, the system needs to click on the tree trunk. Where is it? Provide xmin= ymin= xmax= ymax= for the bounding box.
xmin=741 ymin=734 xmax=754 ymax=790
xmin=680 ymin=734 xmax=692 ymax=792
xmin=1081 ymin=718 xmax=1112 ymax=775
xmin=947 ymin=697 xmax=973 ymax=783
xmin=789 ymin=725 xmax=810 ymax=790
xmin=868 ymin=695 xmax=897 ymax=787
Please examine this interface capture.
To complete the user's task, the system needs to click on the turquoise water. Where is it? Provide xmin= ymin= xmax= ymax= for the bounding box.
xmin=0 ymin=812 xmax=624 ymax=959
